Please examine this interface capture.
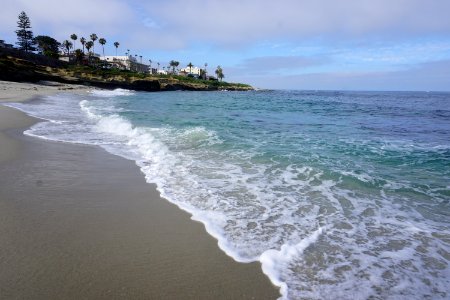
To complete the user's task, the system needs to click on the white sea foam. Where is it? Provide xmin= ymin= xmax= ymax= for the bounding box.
xmin=260 ymin=227 xmax=327 ymax=299
xmin=89 ymin=88 xmax=135 ymax=97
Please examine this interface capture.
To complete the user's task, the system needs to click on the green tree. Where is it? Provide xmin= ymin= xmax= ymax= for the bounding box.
xmin=34 ymin=35 xmax=60 ymax=58
xmin=187 ymin=62 xmax=193 ymax=74
xmin=61 ymin=40 xmax=72 ymax=55
xmin=113 ymin=41 xmax=119 ymax=56
xmin=169 ymin=60 xmax=179 ymax=74
xmin=215 ymin=65 xmax=224 ymax=81
xmin=203 ymin=62 xmax=208 ymax=79
xmin=74 ymin=49 xmax=84 ymax=64
xmin=98 ymin=38 xmax=106 ymax=56
xmin=15 ymin=11 xmax=35 ymax=52
xmin=70 ymin=34 xmax=77 ymax=50
xmin=200 ymin=69 xmax=206 ymax=80
xmin=85 ymin=41 xmax=94 ymax=63
xmin=85 ymin=41 xmax=93 ymax=53
xmin=90 ymin=33 xmax=98 ymax=53
xmin=80 ymin=37 xmax=86 ymax=54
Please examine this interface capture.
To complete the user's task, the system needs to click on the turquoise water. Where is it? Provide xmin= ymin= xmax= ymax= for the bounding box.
xmin=9 ymin=89 xmax=450 ymax=299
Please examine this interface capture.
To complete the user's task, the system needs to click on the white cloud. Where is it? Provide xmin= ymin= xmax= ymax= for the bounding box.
xmin=232 ymin=55 xmax=330 ymax=75
xmin=236 ymin=59 xmax=450 ymax=91
xmin=141 ymin=0 xmax=450 ymax=46
xmin=2 ymin=0 xmax=450 ymax=50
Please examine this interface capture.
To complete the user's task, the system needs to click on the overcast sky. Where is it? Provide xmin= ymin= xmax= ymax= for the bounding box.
xmin=2 ymin=0 xmax=450 ymax=91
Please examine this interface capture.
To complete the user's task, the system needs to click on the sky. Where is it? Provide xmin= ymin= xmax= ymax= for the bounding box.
xmin=1 ymin=0 xmax=450 ymax=91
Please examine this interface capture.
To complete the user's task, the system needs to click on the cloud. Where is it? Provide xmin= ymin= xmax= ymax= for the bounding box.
xmin=2 ymin=0 xmax=450 ymax=90
xmin=2 ymin=0 xmax=450 ymax=50
xmin=235 ymin=59 xmax=450 ymax=91
xmin=1 ymin=0 xmax=135 ymax=37
xmin=141 ymin=0 xmax=450 ymax=46
xmin=232 ymin=55 xmax=330 ymax=75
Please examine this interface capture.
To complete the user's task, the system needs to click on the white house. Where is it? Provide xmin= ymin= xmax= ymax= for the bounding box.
xmin=180 ymin=66 xmax=201 ymax=75
xmin=100 ymin=55 xmax=148 ymax=72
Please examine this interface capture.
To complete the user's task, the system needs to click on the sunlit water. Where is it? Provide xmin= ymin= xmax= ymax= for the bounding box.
xmin=9 ymin=89 xmax=450 ymax=299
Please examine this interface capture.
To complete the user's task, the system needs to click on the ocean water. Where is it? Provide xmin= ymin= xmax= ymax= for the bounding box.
xmin=8 ymin=89 xmax=450 ymax=299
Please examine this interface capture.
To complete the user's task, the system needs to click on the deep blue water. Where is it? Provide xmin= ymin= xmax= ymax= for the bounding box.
xmin=9 ymin=89 xmax=450 ymax=299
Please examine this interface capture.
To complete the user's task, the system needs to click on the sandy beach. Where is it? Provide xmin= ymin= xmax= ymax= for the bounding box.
xmin=0 ymin=81 xmax=279 ymax=299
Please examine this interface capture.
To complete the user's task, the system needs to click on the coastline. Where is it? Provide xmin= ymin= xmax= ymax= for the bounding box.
xmin=0 ymin=81 xmax=279 ymax=299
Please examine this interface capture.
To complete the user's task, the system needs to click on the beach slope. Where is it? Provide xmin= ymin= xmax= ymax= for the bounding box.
xmin=0 ymin=82 xmax=278 ymax=299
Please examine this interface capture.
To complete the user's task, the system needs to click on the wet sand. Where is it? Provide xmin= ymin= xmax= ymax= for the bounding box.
xmin=0 ymin=82 xmax=279 ymax=299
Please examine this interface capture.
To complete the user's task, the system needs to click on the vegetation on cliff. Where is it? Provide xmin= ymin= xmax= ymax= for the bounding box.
xmin=1 ymin=10 xmax=253 ymax=92
xmin=0 ymin=50 xmax=253 ymax=91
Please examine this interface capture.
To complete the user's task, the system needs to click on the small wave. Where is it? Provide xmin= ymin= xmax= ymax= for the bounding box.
xmin=260 ymin=227 xmax=327 ymax=299
xmin=89 ymin=88 xmax=135 ymax=97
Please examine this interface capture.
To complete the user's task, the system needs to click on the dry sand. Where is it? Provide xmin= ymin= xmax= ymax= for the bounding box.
xmin=0 ymin=81 xmax=279 ymax=299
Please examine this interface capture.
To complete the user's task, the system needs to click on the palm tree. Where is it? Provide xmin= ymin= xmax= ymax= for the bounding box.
xmin=74 ymin=49 xmax=83 ymax=64
xmin=169 ymin=60 xmax=179 ymax=74
xmin=126 ymin=49 xmax=130 ymax=56
xmin=85 ymin=41 xmax=93 ymax=54
xmin=62 ymin=40 xmax=72 ymax=55
xmin=113 ymin=42 xmax=119 ymax=56
xmin=70 ymin=34 xmax=77 ymax=50
xmin=80 ymin=37 xmax=86 ymax=54
xmin=98 ymin=38 xmax=106 ymax=56
xmin=139 ymin=55 xmax=142 ymax=64
xmin=157 ymin=62 xmax=160 ymax=71
xmin=215 ymin=65 xmax=224 ymax=81
xmin=204 ymin=62 xmax=208 ymax=79
xmin=187 ymin=62 xmax=194 ymax=74
xmin=90 ymin=33 xmax=98 ymax=54
xmin=85 ymin=41 xmax=94 ymax=63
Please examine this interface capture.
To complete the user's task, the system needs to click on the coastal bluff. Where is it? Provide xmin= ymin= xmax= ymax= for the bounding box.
xmin=0 ymin=49 xmax=253 ymax=92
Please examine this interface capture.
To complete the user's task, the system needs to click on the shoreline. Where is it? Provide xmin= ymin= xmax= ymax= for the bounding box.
xmin=0 ymin=81 xmax=279 ymax=299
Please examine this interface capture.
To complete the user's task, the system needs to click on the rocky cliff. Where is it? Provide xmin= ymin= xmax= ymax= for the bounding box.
xmin=0 ymin=49 xmax=253 ymax=92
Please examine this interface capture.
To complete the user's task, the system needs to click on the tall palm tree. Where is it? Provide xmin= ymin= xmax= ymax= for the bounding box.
xmin=139 ymin=55 xmax=142 ymax=64
xmin=90 ymin=33 xmax=98 ymax=54
xmin=70 ymin=34 xmax=77 ymax=50
xmin=169 ymin=60 xmax=179 ymax=74
xmin=62 ymin=40 xmax=72 ymax=55
xmin=157 ymin=62 xmax=160 ymax=71
xmin=85 ymin=41 xmax=94 ymax=63
xmin=187 ymin=62 xmax=194 ymax=74
xmin=85 ymin=41 xmax=93 ymax=54
xmin=80 ymin=37 xmax=86 ymax=54
xmin=204 ymin=62 xmax=208 ymax=79
xmin=113 ymin=42 xmax=119 ymax=56
xmin=98 ymin=38 xmax=106 ymax=56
